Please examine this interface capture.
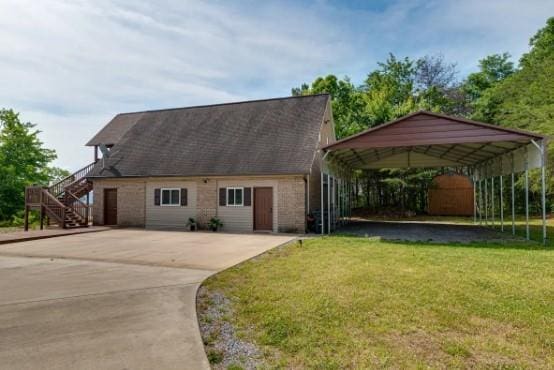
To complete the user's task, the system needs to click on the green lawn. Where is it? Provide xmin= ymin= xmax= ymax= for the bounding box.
xmin=360 ymin=215 xmax=553 ymax=248
xmin=199 ymin=237 xmax=554 ymax=369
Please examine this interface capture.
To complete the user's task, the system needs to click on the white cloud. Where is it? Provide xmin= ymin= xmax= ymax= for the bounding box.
xmin=0 ymin=0 xmax=552 ymax=170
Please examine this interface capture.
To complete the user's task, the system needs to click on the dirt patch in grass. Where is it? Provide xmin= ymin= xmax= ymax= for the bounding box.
xmin=197 ymin=287 xmax=263 ymax=370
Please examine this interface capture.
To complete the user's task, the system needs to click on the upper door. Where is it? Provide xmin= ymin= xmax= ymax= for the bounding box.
xmin=104 ymin=188 xmax=118 ymax=225
xmin=254 ymin=187 xmax=273 ymax=231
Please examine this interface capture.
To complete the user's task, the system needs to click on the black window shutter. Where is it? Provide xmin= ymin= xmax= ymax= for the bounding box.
xmin=244 ymin=187 xmax=252 ymax=206
xmin=219 ymin=188 xmax=226 ymax=206
xmin=181 ymin=188 xmax=188 ymax=206
xmin=154 ymin=188 xmax=161 ymax=206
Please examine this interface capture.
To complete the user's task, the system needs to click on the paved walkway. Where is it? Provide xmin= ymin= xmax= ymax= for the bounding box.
xmin=0 ymin=226 xmax=110 ymax=244
xmin=0 ymin=229 xmax=296 ymax=370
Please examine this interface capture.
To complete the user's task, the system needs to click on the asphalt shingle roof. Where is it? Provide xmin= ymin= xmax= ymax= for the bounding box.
xmin=87 ymin=94 xmax=329 ymax=178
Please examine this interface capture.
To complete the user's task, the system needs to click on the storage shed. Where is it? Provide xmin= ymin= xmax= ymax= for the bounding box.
xmin=428 ymin=174 xmax=474 ymax=216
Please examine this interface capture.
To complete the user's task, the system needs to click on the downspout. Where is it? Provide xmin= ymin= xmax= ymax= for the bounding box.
xmin=321 ymin=151 xmax=330 ymax=235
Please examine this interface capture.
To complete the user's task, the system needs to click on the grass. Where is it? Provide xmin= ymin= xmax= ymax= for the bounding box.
xmin=360 ymin=215 xmax=554 ymax=248
xmin=201 ymin=237 xmax=554 ymax=369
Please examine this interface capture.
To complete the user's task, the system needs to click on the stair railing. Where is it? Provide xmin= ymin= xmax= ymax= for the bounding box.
xmin=25 ymin=186 xmax=44 ymax=206
xmin=41 ymin=189 xmax=67 ymax=228
xmin=49 ymin=162 xmax=96 ymax=197
xmin=65 ymin=190 xmax=90 ymax=225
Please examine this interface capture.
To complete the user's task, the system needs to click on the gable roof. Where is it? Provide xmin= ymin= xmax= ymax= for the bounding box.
xmin=87 ymin=94 xmax=330 ymax=178
xmin=323 ymin=110 xmax=544 ymax=151
xmin=322 ymin=110 xmax=546 ymax=169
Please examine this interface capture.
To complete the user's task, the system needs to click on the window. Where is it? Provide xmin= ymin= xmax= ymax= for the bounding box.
xmin=161 ymin=188 xmax=180 ymax=206
xmin=227 ymin=187 xmax=243 ymax=206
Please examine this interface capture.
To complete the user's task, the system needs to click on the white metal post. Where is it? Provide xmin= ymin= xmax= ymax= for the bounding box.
xmin=321 ymin=171 xmax=324 ymax=235
xmin=473 ymin=173 xmax=477 ymax=224
xmin=511 ymin=153 xmax=516 ymax=235
xmin=330 ymin=176 xmax=334 ymax=230
xmin=524 ymin=148 xmax=530 ymax=240
xmin=485 ymin=176 xmax=488 ymax=226
xmin=479 ymin=178 xmax=483 ymax=225
xmin=491 ymin=176 xmax=495 ymax=227
xmin=334 ymin=177 xmax=337 ymax=228
xmin=335 ymin=177 xmax=338 ymax=227
xmin=500 ymin=174 xmax=504 ymax=232
xmin=541 ymin=141 xmax=547 ymax=244
xmin=327 ymin=175 xmax=331 ymax=235
xmin=340 ymin=179 xmax=346 ymax=225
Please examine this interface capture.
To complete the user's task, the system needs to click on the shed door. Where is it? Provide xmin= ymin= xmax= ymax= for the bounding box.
xmin=254 ymin=187 xmax=273 ymax=231
xmin=104 ymin=189 xmax=118 ymax=225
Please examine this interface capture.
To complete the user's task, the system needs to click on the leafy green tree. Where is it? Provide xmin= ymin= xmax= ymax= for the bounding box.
xmin=462 ymin=53 xmax=515 ymax=102
xmin=0 ymin=109 xmax=60 ymax=223
xmin=472 ymin=17 xmax=554 ymax=197
xmin=292 ymin=75 xmax=370 ymax=138
xmin=292 ymin=53 xmax=465 ymax=213
xmin=362 ymin=54 xmax=417 ymax=125
xmin=292 ymin=18 xmax=554 ymax=214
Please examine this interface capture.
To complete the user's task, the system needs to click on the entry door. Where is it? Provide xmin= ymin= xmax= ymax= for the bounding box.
xmin=254 ymin=187 xmax=273 ymax=231
xmin=104 ymin=189 xmax=118 ymax=225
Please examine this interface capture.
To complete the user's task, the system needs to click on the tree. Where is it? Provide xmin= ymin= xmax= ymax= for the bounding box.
xmin=0 ymin=109 xmax=60 ymax=223
xmin=472 ymin=17 xmax=554 ymax=196
xmin=291 ymin=53 xmax=463 ymax=213
xmin=292 ymin=75 xmax=370 ymax=138
xmin=462 ymin=53 xmax=515 ymax=103
xmin=415 ymin=54 xmax=457 ymax=92
xmin=414 ymin=55 xmax=468 ymax=115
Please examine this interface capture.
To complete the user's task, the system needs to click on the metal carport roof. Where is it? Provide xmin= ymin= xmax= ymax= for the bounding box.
xmin=322 ymin=111 xmax=546 ymax=170
xmin=319 ymin=111 xmax=548 ymax=244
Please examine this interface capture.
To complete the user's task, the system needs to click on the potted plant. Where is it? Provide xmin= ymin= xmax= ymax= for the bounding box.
xmin=208 ymin=217 xmax=223 ymax=232
xmin=186 ymin=217 xmax=197 ymax=231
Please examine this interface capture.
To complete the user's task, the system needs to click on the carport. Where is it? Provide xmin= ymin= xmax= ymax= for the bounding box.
xmin=319 ymin=111 xmax=548 ymax=244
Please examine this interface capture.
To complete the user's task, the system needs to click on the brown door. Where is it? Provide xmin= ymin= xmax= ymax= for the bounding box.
xmin=104 ymin=189 xmax=117 ymax=225
xmin=254 ymin=187 xmax=273 ymax=231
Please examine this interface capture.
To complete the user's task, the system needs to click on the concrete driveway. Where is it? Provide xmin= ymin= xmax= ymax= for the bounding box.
xmin=0 ymin=229 xmax=295 ymax=370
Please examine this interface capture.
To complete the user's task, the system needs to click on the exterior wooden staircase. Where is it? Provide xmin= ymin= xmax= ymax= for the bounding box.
xmin=24 ymin=162 xmax=96 ymax=230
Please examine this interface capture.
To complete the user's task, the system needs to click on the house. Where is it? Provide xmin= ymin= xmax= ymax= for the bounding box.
xmin=83 ymin=94 xmax=335 ymax=233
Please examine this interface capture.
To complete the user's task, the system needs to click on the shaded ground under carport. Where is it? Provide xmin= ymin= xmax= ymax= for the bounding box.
xmin=338 ymin=220 xmax=524 ymax=243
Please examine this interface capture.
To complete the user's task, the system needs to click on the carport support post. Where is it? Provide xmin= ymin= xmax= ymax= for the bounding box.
xmin=491 ymin=177 xmax=495 ymax=227
xmin=511 ymin=153 xmax=516 ymax=235
xmin=479 ymin=179 xmax=483 ymax=225
xmin=320 ymin=171 xmax=324 ymax=235
xmin=500 ymin=174 xmax=504 ymax=232
xmin=338 ymin=177 xmax=344 ymax=225
xmin=473 ymin=172 xmax=477 ymax=224
xmin=328 ymin=174 xmax=331 ymax=235
xmin=524 ymin=147 xmax=530 ymax=240
xmin=484 ymin=175 xmax=488 ymax=226
xmin=541 ymin=140 xmax=547 ymax=244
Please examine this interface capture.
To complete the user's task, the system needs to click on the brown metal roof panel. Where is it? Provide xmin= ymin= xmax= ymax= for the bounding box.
xmin=323 ymin=111 xmax=545 ymax=151
xmin=331 ymin=134 xmax=531 ymax=150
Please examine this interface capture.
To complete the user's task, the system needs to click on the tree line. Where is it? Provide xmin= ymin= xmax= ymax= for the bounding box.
xmin=293 ymin=17 xmax=554 ymax=216
xmin=0 ymin=110 xmax=68 ymax=226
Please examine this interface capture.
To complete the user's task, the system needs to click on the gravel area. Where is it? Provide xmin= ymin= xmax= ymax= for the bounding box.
xmin=197 ymin=287 xmax=262 ymax=370
xmin=338 ymin=220 xmax=525 ymax=243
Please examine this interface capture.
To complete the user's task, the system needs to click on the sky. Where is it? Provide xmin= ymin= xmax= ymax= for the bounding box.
xmin=1 ymin=0 xmax=553 ymax=171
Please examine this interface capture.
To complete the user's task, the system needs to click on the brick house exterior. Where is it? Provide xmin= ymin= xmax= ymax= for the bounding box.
xmin=86 ymin=95 xmax=335 ymax=233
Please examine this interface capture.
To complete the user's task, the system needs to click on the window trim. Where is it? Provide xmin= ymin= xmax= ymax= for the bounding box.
xmin=160 ymin=188 xmax=181 ymax=206
xmin=226 ymin=187 xmax=244 ymax=207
